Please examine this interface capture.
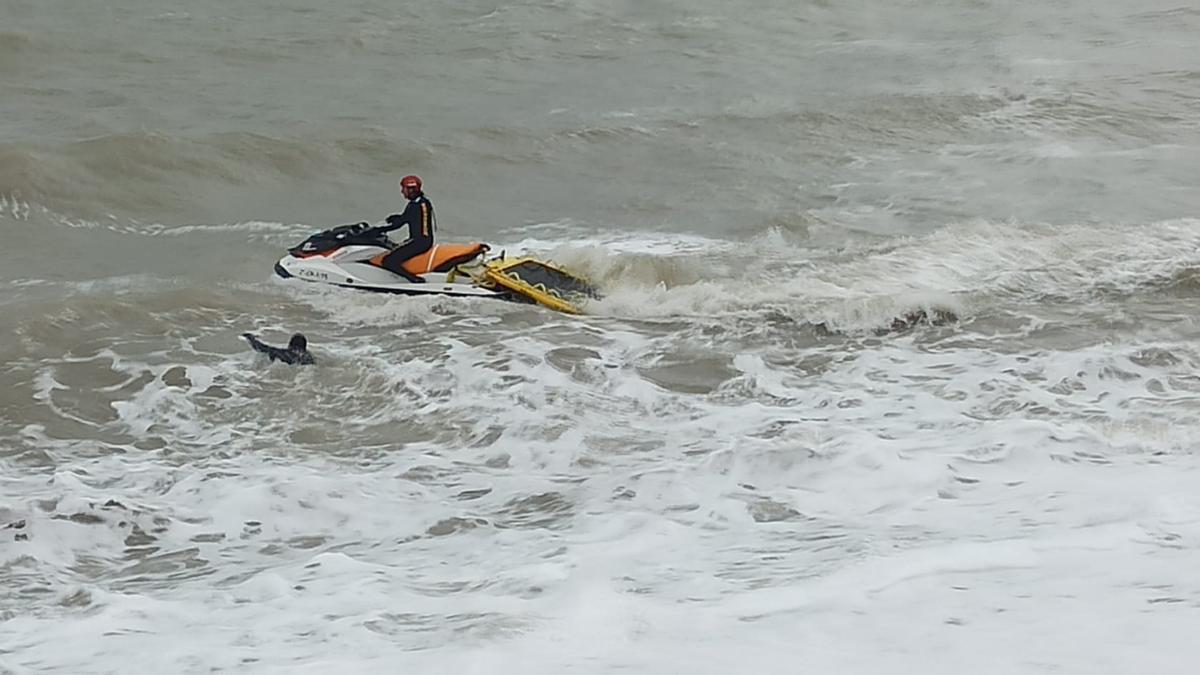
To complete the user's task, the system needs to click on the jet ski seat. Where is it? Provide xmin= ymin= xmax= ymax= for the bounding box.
xmin=378 ymin=243 xmax=489 ymax=275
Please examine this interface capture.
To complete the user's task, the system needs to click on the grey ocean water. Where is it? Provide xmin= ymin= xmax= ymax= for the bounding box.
xmin=3 ymin=1 xmax=1200 ymax=673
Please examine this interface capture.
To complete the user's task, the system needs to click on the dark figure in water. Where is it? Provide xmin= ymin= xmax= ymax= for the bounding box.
xmin=242 ymin=333 xmax=314 ymax=365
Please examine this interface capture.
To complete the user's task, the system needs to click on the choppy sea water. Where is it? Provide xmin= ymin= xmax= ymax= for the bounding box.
xmin=3 ymin=1 xmax=1200 ymax=673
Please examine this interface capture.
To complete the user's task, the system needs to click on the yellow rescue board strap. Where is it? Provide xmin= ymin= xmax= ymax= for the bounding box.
xmin=476 ymin=257 xmax=592 ymax=314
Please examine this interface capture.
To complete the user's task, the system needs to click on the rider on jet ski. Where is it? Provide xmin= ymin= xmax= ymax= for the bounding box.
xmin=376 ymin=175 xmax=435 ymax=281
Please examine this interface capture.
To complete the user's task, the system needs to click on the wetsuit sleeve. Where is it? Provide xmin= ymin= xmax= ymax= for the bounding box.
xmin=377 ymin=200 xmax=422 ymax=236
xmin=244 ymin=334 xmax=295 ymax=364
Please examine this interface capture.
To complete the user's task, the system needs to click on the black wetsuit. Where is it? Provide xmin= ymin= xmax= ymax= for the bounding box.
xmin=243 ymin=334 xmax=314 ymax=365
xmin=377 ymin=195 xmax=435 ymax=278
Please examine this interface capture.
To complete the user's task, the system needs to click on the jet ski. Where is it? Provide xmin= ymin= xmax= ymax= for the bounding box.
xmin=274 ymin=222 xmax=599 ymax=314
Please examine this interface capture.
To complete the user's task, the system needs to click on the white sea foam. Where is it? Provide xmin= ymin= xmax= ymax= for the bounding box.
xmin=7 ymin=248 xmax=1200 ymax=672
xmin=5 ymin=0 xmax=1200 ymax=666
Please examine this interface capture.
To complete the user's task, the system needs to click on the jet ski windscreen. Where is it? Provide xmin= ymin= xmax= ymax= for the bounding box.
xmin=289 ymin=223 xmax=391 ymax=256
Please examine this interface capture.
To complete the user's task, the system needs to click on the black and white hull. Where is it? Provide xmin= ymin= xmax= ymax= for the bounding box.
xmin=273 ymin=223 xmax=507 ymax=299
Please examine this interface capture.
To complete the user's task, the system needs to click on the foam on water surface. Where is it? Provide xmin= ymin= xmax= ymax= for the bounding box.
xmin=4 ymin=0 xmax=1200 ymax=670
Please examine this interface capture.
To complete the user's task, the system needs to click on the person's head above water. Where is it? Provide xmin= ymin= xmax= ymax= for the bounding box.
xmin=399 ymin=175 xmax=423 ymax=200
xmin=288 ymin=334 xmax=307 ymax=352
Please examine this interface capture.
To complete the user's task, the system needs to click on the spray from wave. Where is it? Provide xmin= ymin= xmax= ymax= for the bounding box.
xmin=501 ymin=218 xmax=1200 ymax=334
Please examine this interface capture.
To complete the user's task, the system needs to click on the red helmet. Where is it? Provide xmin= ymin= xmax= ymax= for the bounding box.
xmin=400 ymin=175 xmax=422 ymax=192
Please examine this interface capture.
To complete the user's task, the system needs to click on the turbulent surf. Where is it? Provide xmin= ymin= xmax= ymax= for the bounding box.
xmin=3 ymin=1 xmax=1200 ymax=673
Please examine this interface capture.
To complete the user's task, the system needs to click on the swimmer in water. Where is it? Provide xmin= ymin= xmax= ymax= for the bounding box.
xmin=242 ymin=333 xmax=314 ymax=365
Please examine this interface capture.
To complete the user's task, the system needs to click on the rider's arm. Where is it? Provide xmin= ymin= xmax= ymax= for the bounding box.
xmin=377 ymin=200 xmax=420 ymax=235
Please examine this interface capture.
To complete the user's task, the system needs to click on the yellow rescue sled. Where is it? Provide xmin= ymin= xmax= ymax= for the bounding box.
xmin=474 ymin=256 xmax=599 ymax=315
